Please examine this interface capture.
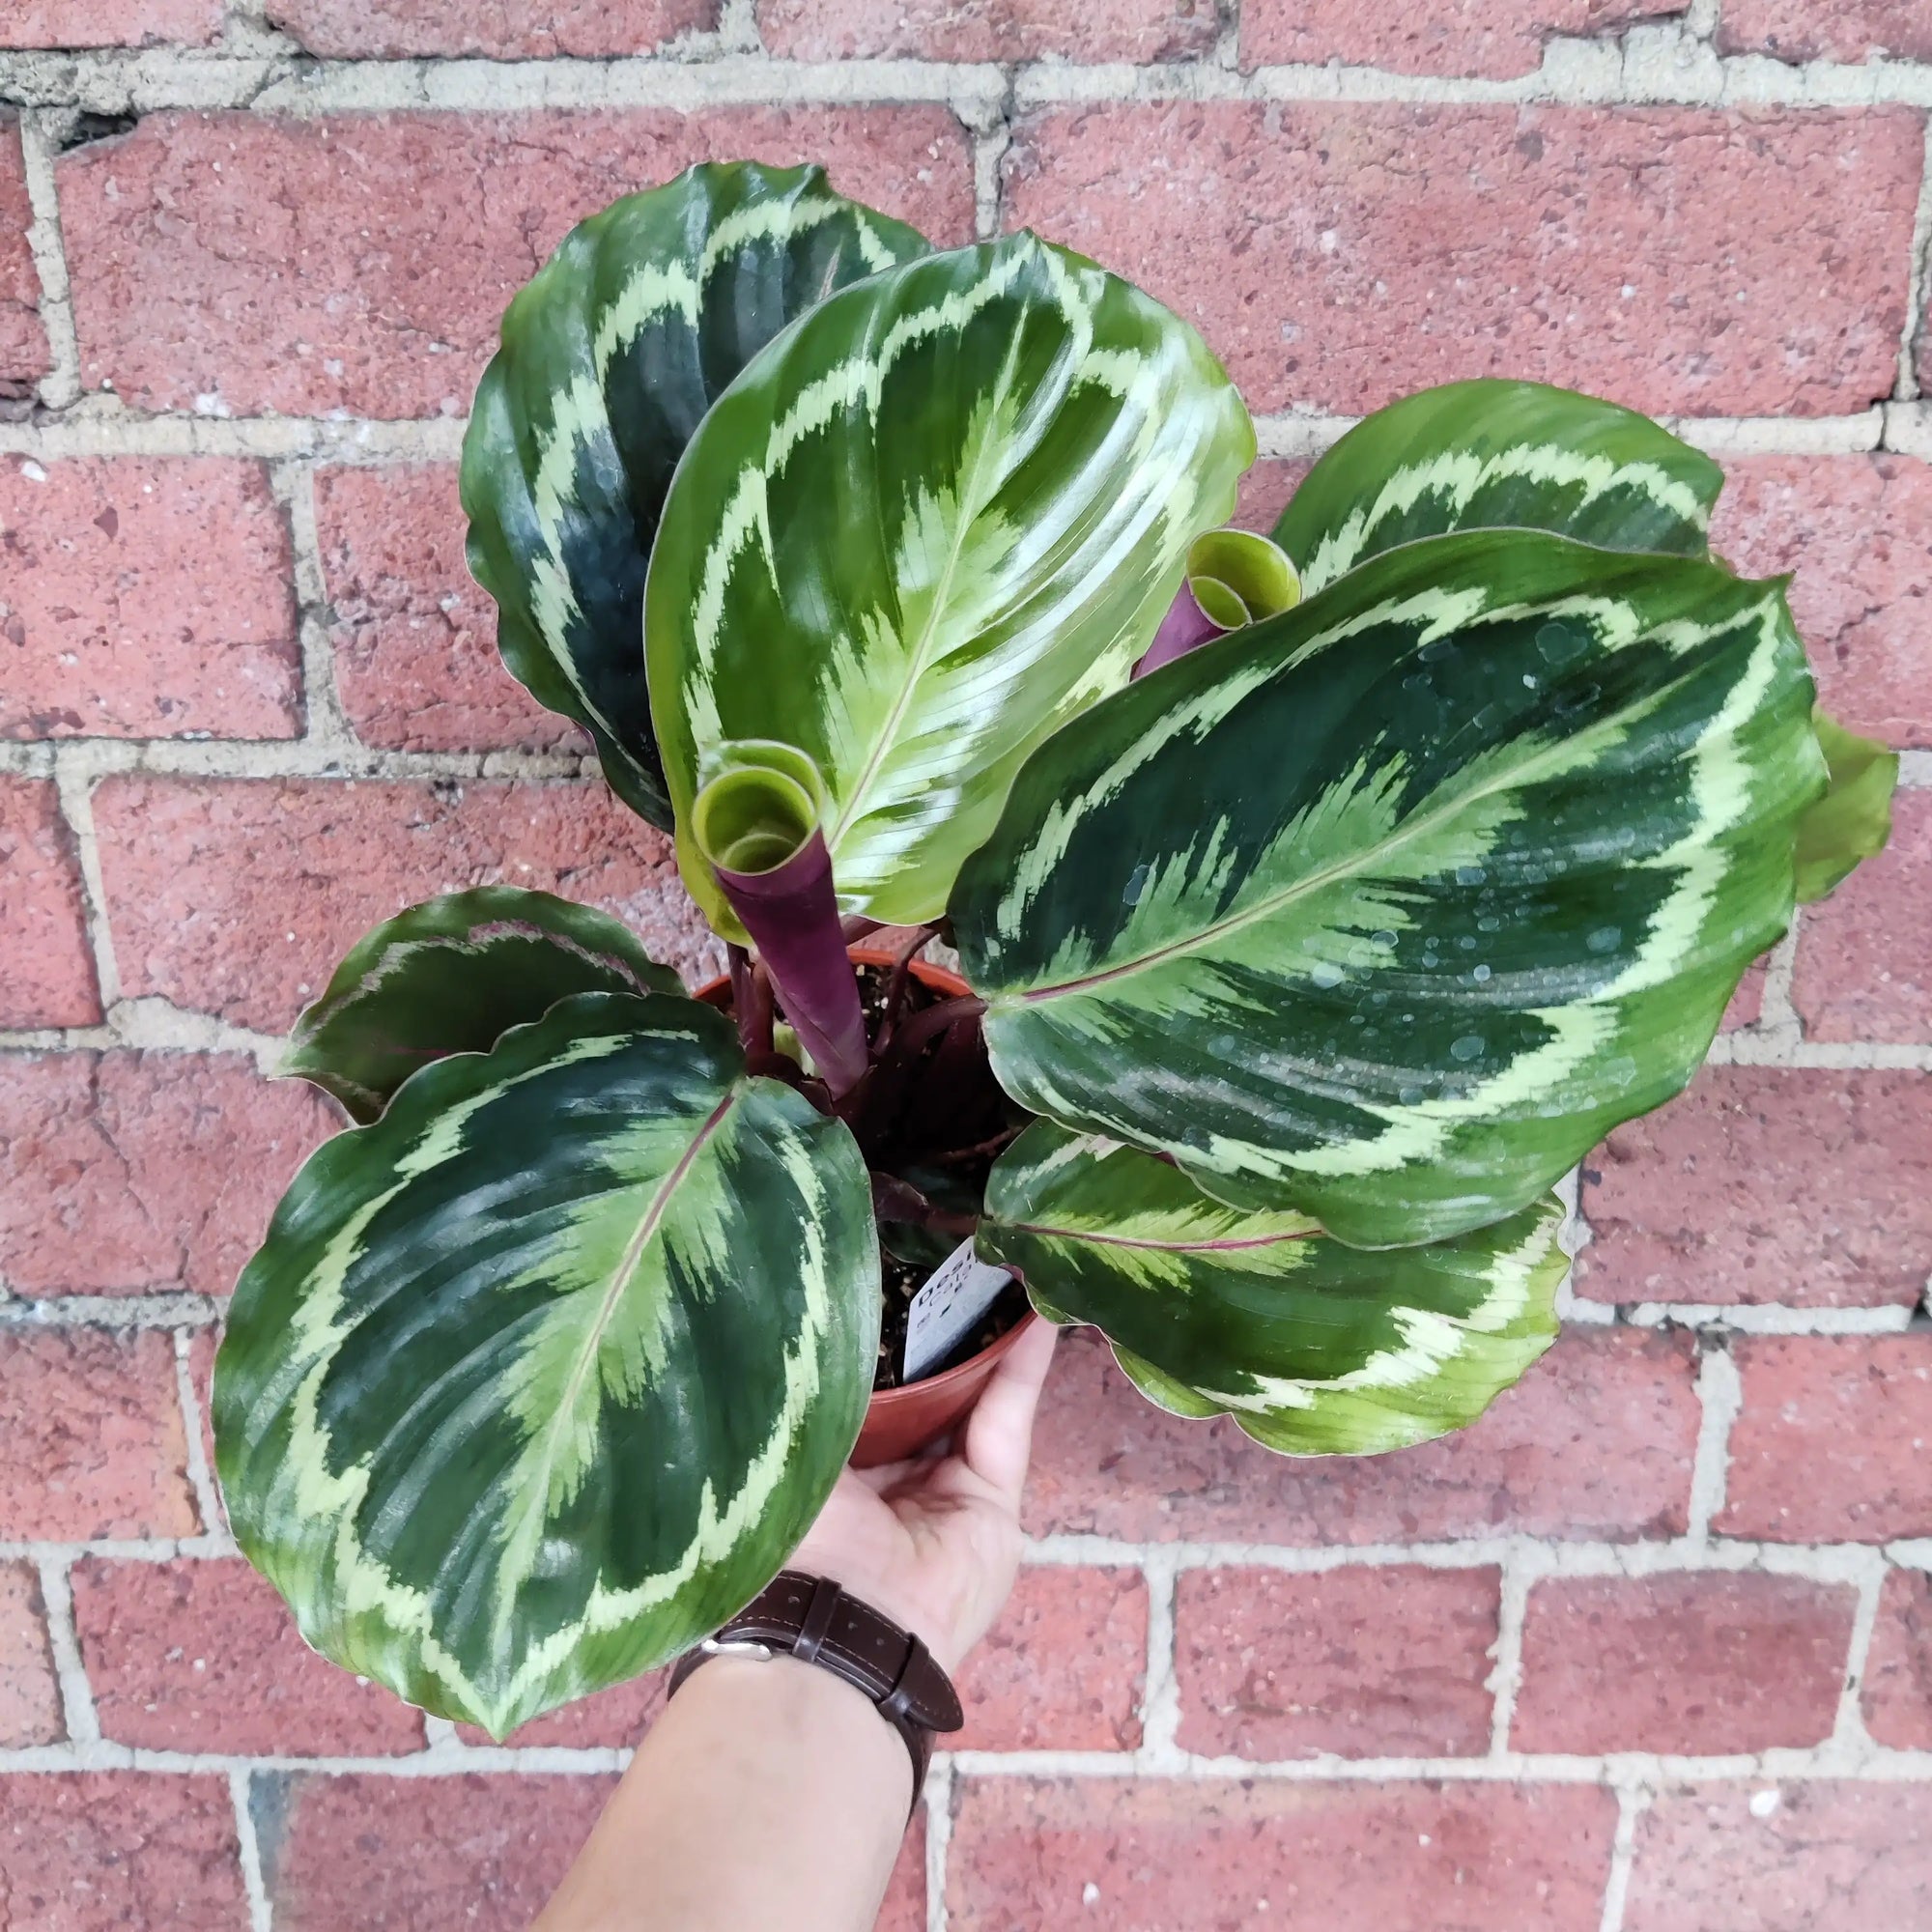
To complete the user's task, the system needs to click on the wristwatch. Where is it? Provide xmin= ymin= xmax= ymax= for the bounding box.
xmin=666 ymin=1572 xmax=963 ymax=1809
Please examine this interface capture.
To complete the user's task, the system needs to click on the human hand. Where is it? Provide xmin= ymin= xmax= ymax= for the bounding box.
xmin=790 ymin=1318 xmax=1059 ymax=1676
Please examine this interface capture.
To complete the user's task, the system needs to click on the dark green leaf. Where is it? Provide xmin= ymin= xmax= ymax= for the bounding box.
xmin=461 ymin=162 xmax=930 ymax=828
xmin=216 ymin=991 xmax=878 ymax=1739
xmin=282 ymin=887 xmax=680 ymax=1122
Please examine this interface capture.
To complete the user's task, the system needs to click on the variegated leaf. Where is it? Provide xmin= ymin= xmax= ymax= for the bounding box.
xmin=952 ymin=528 xmax=1824 ymax=1249
xmin=645 ymin=230 xmax=1254 ymax=932
xmin=1272 ymin=379 xmax=1723 ymax=598
xmin=462 ymin=162 xmax=929 ymax=828
xmin=282 ymin=887 xmax=680 ymax=1122
xmin=979 ymin=1122 xmax=1565 ymax=1454
xmin=215 ymin=992 xmax=877 ymax=1739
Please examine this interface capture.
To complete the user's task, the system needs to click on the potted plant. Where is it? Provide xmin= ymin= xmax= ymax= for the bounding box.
xmin=213 ymin=160 xmax=1895 ymax=1742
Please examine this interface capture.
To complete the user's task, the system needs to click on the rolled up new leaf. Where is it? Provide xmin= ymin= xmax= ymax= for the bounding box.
xmin=952 ymin=527 xmax=1825 ymax=1249
xmin=215 ymin=991 xmax=877 ymax=1739
xmin=646 ymin=229 xmax=1254 ymax=929
xmin=462 ymin=162 xmax=930 ymax=829
xmin=281 ymin=886 xmax=679 ymax=1122
xmin=1136 ymin=528 xmax=1300 ymax=677
xmin=978 ymin=1122 xmax=1566 ymax=1454
xmin=692 ymin=745 xmax=868 ymax=1097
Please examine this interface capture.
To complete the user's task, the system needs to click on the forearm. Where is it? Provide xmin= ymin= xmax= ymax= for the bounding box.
xmin=534 ymin=1654 xmax=913 ymax=1932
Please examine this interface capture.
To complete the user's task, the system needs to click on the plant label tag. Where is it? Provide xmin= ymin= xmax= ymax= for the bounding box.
xmin=902 ymin=1238 xmax=1012 ymax=1384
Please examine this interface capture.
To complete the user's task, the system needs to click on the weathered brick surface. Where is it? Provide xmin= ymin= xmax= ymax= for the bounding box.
xmin=1512 ymin=1573 xmax=1855 ymax=1754
xmin=1712 ymin=455 xmax=1932 ymax=750
xmin=955 ymin=1565 xmax=1147 ymax=1752
xmin=947 ymin=1778 xmax=1618 ymax=1929
xmin=1719 ymin=1336 xmax=1932 ymax=1543
xmin=0 ymin=455 xmax=299 ymax=741
xmin=1240 ymin=0 xmax=1679 ymax=77
xmin=1791 ymin=788 xmax=1931 ymax=1043
xmin=1717 ymin=0 xmax=1932 ymax=63
xmin=61 ymin=111 xmax=977 ymax=419
xmin=93 ymin=775 xmax=720 ymax=1032
xmin=0 ymin=1329 xmax=197 ymax=1541
xmin=1026 ymin=1325 xmax=1700 ymax=1545
xmin=758 ymin=0 xmax=1215 ymax=60
xmin=0 ymin=1051 xmax=336 ymax=1296
xmin=1578 ymin=1067 xmax=1932 ymax=1307
xmin=0 ymin=0 xmax=220 ymax=46
xmin=0 ymin=1560 xmax=62 ymax=1747
xmin=312 ymin=464 xmax=582 ymax=754
xmin=0 ymin=1774 xmax=249 ymax=1928
xmin=0 ymin=114 xmax=48 ymax=396
xmin=1861 ymin=1566 xmax=1932 ymax=1749
xmin=1176 ymin=1563 xmax=1499 ymax=1759
xmin=259 ymin=1772 xmax=617 ymax=1931
xmin=268 ymin=0 xmax=715 ymax=58
xmin=1623 ymin=1783 xmax=1932 ymax=1930
xmin=0 ymin=778 xmax=99 ymax=1027
xmin=71 ymin=1557 xmax=425 ymax=1754
xmin=1004 ymin=104 xmax=1920 ymax=417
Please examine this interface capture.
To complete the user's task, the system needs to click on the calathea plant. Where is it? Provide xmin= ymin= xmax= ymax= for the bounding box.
xmin=213 ymin=161 xmax=1895 ymax=1740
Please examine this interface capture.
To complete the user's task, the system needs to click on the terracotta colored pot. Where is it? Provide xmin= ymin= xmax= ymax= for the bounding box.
xmin=696 ymin=942 xmax=1038 ymax=1468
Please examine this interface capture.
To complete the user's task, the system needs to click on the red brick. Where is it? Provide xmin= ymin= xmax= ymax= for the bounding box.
xmin=0 ymin=1328 xmax=197 ymax=1540
xmin=1720 ymin=957 xmax=1766 ymax=1031
xmin=1624 ymin=1783 xmax=1932 ymax=1931
xmin=312 ymin=464 xmax=582 ymax=754
xmin=0 ymin=1559 xmax=62 ymax=1747
xmin=454 ymin=1669 xmax=666 ymax=1747
xmin=1791 ymin=788 xmax=1931 ymax=1043
xmin=1719 ymin=1336 xmax=1932 ymax=1543
xmin=1577 ymin=1068 xmax=1932 ymax=1308
xmin=0 ymin=455 xmax=299 ymax=741
xmin=0 ymin=1052 xmax=336 ymax=1296
xmin=1241 ymin=0 xmax=1677 ymax=77
xmin=0 ymin=779 xmax=99 ymax=1026
xmin=948 ymin=1778 xmax=1617 ymax=1930
xmin=1861 ymin=1566 xmax=1932 ymax=1749
xmin=1513 ymin=1572 xmax=1853 ymax=1754
xmin=1176 ymin=1564 xmax=1499 ymax=1760
xmin=260 ymin=1772 xmax=615 ymax=1931
xmin=1713 ymin=454 xmax=1932 ymax=750
xmin=1004 ymin=104 xmax=1919 ymax=419
xmin=1 ymin=115 xmax=48 ymax=397
xmin=267 ymin=0 xmax=713 ymax=56
xmin=0 ymin=0 xmax=221 ymax=46
xmin=62 ymin=110 xmax=976 ymax=420
xmin=1025 ymin=1324 xmax=1699 ymax=1546
xmin=71 ymin=1556 xmax=425 ymax=1754
xmin=758 ymin=0 xmax=1213 ymax=60
xmin=955 ymin=1566 xmax=1146 ymax=1752
xmin=1233 ymin=457 xmax=1309 ymax=536
xmin=0 ymin=1774 xmax=248 ymax=1929
xmin=1717 ymin=0 xmax=1932 ymax=62
xmin=94 ymin=775 xmax=721 ymax=1033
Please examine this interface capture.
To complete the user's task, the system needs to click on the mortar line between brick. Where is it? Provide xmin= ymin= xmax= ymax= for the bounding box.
xmin=269 ymin=458 xmax=356 ymax=753
xmin=923 ymin=1754 xmax=952 ymax=1932
xmin=50 ymin=745 xmax=121 ymax=1009
xmin=1756 ymin=923 xmax=1803 ymax=1037
xmin=230 ymin=1765 xmax=274 ymax=1932
xmin=1832 ymin=1558 xmax=1889 ymax=1753
xmin=14 ymin=110 xmax=81 ymax=411
xmin=1596 ymin=1782 xmax=1650 ymax=1932
xmin=1686 ymin=1343 xmax=1741 ymax=1548
xmin=1896 ymin=119 xmax=1932 ymax=402
xmin=34 ymin=1554 xmax=99 ymax=1745
xmin=1133 ymin=1549 xmax=1183 ymax=1769
xmin=175 ymin=1326 xmax=226 ymax=1536
xmin=1486 ymin=1545 xmax=1545 ymax=1759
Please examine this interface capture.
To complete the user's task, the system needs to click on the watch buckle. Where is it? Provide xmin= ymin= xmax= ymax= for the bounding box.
xmin=698 ymin=1636 xmax=775 ymax=1662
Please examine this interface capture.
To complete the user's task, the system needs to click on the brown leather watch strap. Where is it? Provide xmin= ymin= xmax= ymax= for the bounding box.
xmin=666 ymin=1572 xmax=961 ymax=1809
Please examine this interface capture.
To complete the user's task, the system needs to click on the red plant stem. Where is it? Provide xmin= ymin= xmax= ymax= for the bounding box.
xmin=1133 ymin=579 xmax=1225 ymax=678
xmin=870 ymin=1172 xmax=979 ymax=1237
xmin=874 ymin=924 xmax=940 ymax=1052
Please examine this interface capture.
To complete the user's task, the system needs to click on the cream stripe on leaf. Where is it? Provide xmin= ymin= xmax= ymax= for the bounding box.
xmin=461 ymin=163 xmax=929 ymax=830
xmin=951 ymin=528 xmax=1825 ymax=1250
xmin=645 ymin=232 xmax=1254 ymax=934
xmin=979 ymin=1122 xmax=1566 ymax=1455
xmin=1268 ymin=377 xmax=1893 ymax=913
xmin=215 ymin=991 xmax=877 ymax=1740
xmin=282 ymin=887 xmax=681 ymax=1122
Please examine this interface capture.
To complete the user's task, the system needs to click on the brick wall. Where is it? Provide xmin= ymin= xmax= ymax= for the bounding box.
xmin=2 ymin=4 xmax=1930 ymax=1927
